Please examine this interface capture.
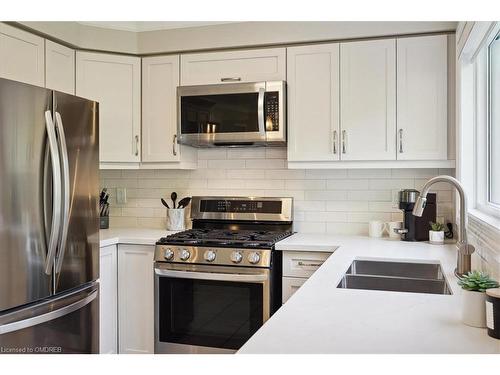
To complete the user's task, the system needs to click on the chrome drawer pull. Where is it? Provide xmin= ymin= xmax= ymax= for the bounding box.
xmin=297 ymin=261 xmax=323 ymax=267
xmin=221 ymin=77 xmax=242 ymax=82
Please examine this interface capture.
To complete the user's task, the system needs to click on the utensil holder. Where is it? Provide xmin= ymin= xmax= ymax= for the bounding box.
xmin=167 ymin=209 xmax=185 ymax=231
xmin=100 ymin=216 xmax=109 ymax=229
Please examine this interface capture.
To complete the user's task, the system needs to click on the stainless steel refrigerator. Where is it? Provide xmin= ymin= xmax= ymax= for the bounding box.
xmin=0 ymin=78 xmax=99 ymax=354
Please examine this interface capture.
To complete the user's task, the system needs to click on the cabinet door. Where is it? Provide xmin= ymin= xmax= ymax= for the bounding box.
xmin=76 ymin=52 xmax=141 ymax=163
xmin=0 ymin=23 xmax=44 ymax=86
xmin=142 ymin=55 xmax=180 ymax=162
xmin=287 ymin=44 xmax=340 ymax=161
xmin=340 ymin=39 xmax=396 ymax=160
xmin=45 ymin=40 xmax=75 ymax=94
xmin=282 ymin=277 xmax=306 ymax=304
xmin=397 ymin=35 xmax=448 ymax=160
xmin=118 ymin=244 xmax=154 ymax=354
xmin=181 ymin=48 xmax=285 ymax=85
xmin=99 ymin=245 xmax=118 ymax=354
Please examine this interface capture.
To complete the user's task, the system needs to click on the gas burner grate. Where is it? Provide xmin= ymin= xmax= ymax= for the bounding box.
xmin=158 ymin=229 xmax=293 ymax=248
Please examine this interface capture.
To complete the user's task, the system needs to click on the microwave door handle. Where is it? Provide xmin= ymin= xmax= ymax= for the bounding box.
xmin=155 ymin=267 xmax=268 ymax=283
xmin=257 ymin=87 xmax=266 ymax=138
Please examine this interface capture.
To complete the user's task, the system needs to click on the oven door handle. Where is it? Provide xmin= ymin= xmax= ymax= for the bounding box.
xmin=154 ymin=268 xmax=268 ymax=283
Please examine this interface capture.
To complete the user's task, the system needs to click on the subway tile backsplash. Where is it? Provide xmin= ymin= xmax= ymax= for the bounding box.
xmin=100 ymin=148 xmax=455 ymax=232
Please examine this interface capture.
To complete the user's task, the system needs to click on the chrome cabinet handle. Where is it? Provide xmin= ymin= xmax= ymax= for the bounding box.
xmin=172 ymin=134 xmax=178 ymax=156
xmin=54 ymin=112 xmax=70 ymax=274
xmin=297 ymin=261 xmax=323 ymax=267
xmin=333 ymin=130 xmax=337 ymax=154
xmin=221 ymin=77 xmax=241 ymax=82
xmin=44 ymin=111 xmax=62 ymax=275
xmin=342 ymin=130 xmax=347 ymax=154
xmin=134 ymin=135 xmax=139 ymax=156
xmin=399 ymin=129 xmax=404 ymax=153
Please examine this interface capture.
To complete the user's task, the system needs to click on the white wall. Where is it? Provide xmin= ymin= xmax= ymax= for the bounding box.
xmin=100 ymin=149 xmax=455 ymax=233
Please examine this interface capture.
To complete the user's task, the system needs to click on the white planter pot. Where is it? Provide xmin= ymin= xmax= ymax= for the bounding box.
xmin=429 ymin=230 xmax=444 ymax=244
xmin=462 ymin=289 xmax=487 ymax=328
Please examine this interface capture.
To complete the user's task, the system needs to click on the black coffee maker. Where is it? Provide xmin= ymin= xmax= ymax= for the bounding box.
xmin=397 ymin=189 xmax=436 ymax=241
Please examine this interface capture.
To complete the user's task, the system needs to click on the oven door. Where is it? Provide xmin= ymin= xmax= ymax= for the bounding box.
xmin=154 ymin=263 xmax=270 ymax=354
xmin=177 ymin=81 xmax=285 ymax=146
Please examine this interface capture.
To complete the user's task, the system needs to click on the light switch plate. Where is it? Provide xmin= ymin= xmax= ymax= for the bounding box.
xmin=116 ymin=187 xmax=127 ymax=204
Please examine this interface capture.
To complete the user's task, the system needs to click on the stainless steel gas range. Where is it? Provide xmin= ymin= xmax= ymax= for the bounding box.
xmin=154 ymin=196 xmax=293 ymax=354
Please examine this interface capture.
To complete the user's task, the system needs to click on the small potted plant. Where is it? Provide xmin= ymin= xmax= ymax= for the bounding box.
xmin=428 ymin=221 xmax=445 ymax=244
xmin=458 ymin=270 xmax=500 ymax=327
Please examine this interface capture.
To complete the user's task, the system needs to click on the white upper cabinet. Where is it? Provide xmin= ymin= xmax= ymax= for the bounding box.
xmin=287 ymin=43 xmax=340 ymax=161
xmin=397 ymin=35 xmax=448 ymax=160
xmin=180 ymin=48 xmax=286 ymax=85
xmin=142 ymin=55 xmax=181 ymax=163
xmin=45 ymin=40 xmax=75 ymax=94
xmin=76 ymin=51 xmax=141 ymax=164
xmin=340 ymin=39 xmax=396 ymax=160
xmin=0 ymin=23 xmax=44 ymax=87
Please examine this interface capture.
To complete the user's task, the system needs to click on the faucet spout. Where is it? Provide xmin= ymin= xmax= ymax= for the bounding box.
xmin=412 ymin=175 xmax=475 ymax=276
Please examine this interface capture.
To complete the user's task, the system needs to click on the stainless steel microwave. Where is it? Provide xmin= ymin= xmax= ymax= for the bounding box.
xmin=177 ymin=81 xmax=286 ymax=147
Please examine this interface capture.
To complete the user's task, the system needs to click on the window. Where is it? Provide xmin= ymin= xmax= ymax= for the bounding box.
xmin=488 ymin=33 xmax=500 ymax=206
xmin=471 ymin=25 xmax=500 ymax=220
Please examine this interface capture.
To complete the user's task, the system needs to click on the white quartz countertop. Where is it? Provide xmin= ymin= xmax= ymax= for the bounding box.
xmin=239 ymin=233 xmax=500 ymax=354
xmin=99 ymin=228 xmax=179 ymax=247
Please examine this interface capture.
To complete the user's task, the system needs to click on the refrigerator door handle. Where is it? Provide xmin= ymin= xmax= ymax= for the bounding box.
xmin=44 ymin=110 xmax=62 ymax=275
xmin=0 ymin=288 xmax=97 ymax=335
xmin=54 ymin=112 xmax=70 ymax=274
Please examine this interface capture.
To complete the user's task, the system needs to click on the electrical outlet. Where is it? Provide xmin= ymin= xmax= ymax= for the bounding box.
xmin=116 ymin=187 xmax=127 ymax=204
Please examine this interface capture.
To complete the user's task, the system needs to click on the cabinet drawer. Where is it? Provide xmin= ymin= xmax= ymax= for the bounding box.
xmin=282 ymin=251 xmax=331 ymax=278
xmin=180 ymin=48 xmax=286 ymax=85
xmin=282 ymin=277 xmax=306 ymax=304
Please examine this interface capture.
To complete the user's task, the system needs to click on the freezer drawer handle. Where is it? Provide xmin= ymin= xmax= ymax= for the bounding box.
xmin=0 ymin=289 xmax=97 ymax=335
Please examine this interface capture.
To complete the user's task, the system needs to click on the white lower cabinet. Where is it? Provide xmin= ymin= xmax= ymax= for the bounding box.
xmin=99 ymin=244 xmax=118 ymax=354
xmin=117 ymin=244 xmax=155 ymax=354
xmin=282 ymin=277 xmax=306 ymax=304
xmin=282 ymin=251 xmax=331 ymax=303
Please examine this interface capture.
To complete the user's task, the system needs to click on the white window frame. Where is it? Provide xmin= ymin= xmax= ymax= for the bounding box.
xmin=458 ymin=21 xmax=500 ymax=228
xmin=474 ymin=25 xmax=500 ymax=219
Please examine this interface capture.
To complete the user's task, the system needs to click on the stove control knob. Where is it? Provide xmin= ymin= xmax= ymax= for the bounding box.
xmin=247 ymin=252 xmax=261 ymax=264
xmin=230 ymin=251 xmax=243 ymax=264
xmin=204 ymin=250 xmax=216 ymax=262
xmin=180 ymin=249 xmax=191 ymax=261
xmin=163 ymin=248 xmax=175 ymax=260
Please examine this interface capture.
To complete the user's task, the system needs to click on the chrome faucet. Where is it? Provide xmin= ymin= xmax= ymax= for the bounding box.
xmin=412 ymin=175 xmax=475 ymax=277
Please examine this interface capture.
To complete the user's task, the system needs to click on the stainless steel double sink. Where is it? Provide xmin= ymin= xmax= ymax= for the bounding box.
xmin=337 ymin=259 xmax=452 ymax=295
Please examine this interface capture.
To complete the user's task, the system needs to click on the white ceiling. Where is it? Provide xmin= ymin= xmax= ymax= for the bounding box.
xmin=77 ymin=21 xmax=237 ymax=32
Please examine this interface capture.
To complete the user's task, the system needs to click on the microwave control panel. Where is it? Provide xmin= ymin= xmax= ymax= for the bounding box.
xmin=264 ymin=92 xmax=279 ymax=132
